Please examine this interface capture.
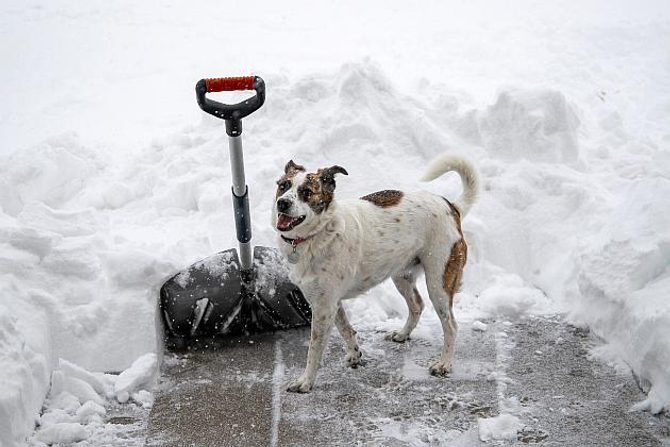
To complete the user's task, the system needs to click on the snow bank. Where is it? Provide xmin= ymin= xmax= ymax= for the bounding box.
xmin=30 ymin=356 xmax=156 ymax=446
xmin=0 ymin=300 xmax=50 ymax=447
xmin=572 ymin=178 xmax=670 ymax=414
xmin=0 ymin=138 xmax=172 ymax=444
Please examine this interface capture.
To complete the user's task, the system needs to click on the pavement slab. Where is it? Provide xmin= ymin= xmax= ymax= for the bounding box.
xmin=146 ymin=316 xmax=669 ymax=446
xmin=503 ymin=317 xmax=670 ymax=447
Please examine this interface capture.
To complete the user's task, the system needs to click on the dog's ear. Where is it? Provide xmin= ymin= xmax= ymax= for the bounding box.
xmin=323 ymin=165 xmax=348 ymax=177
xmin=284 ymin=160 xmax=305 ymax=176
xmin=319 ymin=165 xmax=348 ymax=194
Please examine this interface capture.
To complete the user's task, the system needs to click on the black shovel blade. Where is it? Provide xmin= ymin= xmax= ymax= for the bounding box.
xmin=160 ymin=249 xmax=243 ymax=339
xmin=160 ymin=246 xmax=310 ymax=345
xmin=251 ymin=246 xmax=311 ymax=329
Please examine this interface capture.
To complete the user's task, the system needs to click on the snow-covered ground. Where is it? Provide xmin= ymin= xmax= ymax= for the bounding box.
xmin=1 ymin=1 xmax=669 ymax=445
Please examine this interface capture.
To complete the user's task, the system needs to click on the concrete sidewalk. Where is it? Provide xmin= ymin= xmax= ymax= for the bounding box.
xmin=147 ymin=317 xmax=669 ymax=446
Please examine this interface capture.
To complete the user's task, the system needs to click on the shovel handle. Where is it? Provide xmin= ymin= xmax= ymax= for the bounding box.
xmin=195 ymin=75 xmax=265 ymax=137
xmin=205 ymin=76 xmax=255 ymax=92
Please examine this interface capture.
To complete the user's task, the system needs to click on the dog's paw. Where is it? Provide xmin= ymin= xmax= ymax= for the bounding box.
xmin=385 ymin=330 xmax=410 ymax=343
xmin=286 ymin=376 xmax=313 ymax=393
xmin=345 ymin=349 xmax=364 ymax=369
xmin=429 ymin=361 xmax=452 ymax=377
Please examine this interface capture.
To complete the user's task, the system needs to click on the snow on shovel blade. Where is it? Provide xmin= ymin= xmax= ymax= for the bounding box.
xmin=160 ymin=246 xmax=310 ymax=347
xmin=251 ymin=246 xmax=311 ymax=328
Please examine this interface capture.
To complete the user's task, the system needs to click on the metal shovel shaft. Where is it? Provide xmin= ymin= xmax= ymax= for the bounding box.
xmin=228 ymin=134 xmax=253 ymax=271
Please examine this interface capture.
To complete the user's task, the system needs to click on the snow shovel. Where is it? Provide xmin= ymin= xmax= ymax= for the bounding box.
xmin=160 ymin=76 xmax=310 ymax=348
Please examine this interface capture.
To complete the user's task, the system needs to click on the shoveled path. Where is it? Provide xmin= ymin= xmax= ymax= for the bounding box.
xmin=146 ymin=316 xmax=669 ymax=446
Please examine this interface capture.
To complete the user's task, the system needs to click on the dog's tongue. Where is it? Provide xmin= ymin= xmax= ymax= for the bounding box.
xmin=277 ymin=214 xmax=297 ymax=231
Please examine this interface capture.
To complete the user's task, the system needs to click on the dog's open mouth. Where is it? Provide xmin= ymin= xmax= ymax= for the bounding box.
xmin=276 ymin=213 xmax=306 ymax=232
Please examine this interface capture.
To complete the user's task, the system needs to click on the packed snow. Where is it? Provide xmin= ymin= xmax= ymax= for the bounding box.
xmin=471 ymin=321 xmax=488 ymax=332
xmin=2 ymin=0 xmax=669 ymax=444
xmin=478 ymin=414 xmax=524 ymax=442
xmin=28 ymin=355 xmax=156 ymax=446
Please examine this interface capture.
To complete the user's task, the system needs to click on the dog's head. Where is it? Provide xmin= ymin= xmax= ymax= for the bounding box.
xmin=272 ymin=160 xmax=348 ymax=236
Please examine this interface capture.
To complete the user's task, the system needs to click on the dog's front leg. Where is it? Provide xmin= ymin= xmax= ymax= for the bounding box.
xmin=287 ymin=299 xmax=338 ymax=393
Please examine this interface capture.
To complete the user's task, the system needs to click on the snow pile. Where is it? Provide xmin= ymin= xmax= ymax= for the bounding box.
xmin=0 ymin=137 xmax=170 ymax=443
xmin=30 ymin=355 xmax=156 ymax=446
xmin=473 ymin=269 xmax=557 ymax=318
xmin=467 ymin=89 xmax=581 ymax=164
xmin=0 ymin=302 xmax=50 ymax=447
xmin=114 ymin=354 xmax=158 ymax=404
xmin=471 ymin=321 xmax=488 ymax=332
xmin=478 ymin=414 xmax=523 ymax=442
xmin=573 ymin=178 xmax=670 ymax=414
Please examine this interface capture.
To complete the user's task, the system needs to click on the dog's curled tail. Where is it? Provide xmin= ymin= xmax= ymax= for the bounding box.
xmin=421 ymin=154 xmax=479 ymax=217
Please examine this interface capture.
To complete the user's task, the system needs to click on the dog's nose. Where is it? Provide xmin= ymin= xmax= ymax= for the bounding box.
xmin=277 ymin=197 xmax=292 ymax=213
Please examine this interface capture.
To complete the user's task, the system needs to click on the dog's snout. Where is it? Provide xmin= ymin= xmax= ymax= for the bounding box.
xmin=277 ymin=197 xmax=292 ymax=213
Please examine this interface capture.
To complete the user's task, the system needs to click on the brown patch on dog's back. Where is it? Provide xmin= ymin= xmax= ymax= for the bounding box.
xmin=443 ymin=239 xmax=467 ymax=308
xmin=361 ymin=190 xmax=404 ymax=208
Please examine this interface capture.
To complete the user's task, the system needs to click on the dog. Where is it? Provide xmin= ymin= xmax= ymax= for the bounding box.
xmin=272 ymin=154 xmax=479 ymax=393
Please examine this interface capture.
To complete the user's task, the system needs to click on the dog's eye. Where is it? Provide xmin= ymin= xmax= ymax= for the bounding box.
xmin=277 ymin=180 xmax=291 ymax=192
xmin=299 ymin=187 xmax=312 ymax=199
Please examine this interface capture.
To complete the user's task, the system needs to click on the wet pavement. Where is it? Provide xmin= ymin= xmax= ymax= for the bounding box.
xmin=146 ymin=316 xmax=670 ymax=446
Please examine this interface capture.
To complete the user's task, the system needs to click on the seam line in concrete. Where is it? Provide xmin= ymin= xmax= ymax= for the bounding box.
xmin=270 ymin=340 xmax=284 ymax=447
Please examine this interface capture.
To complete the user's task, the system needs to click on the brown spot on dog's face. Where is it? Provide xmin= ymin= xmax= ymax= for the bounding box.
xmin=361 ymin=190 xmax=404 ymax=207
xmin=297 ymin=165 xmax=348 ymax=214
xmin=276 ymin=160 xmax=305 ymax=198
xmin=275 ymin=178 xmax=292 ymax=199
xmin=443 ymin=239 xmax=467 ymax=308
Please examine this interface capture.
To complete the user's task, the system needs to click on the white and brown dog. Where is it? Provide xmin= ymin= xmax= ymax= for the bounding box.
xmin=272 ymin=154 xmax=478 ymax=393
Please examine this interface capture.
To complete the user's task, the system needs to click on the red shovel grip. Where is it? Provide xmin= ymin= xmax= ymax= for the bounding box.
xmin=196 ymin=75 xmax=265 ymax=136
xmin=205 ymin=76 xmax=255 ymax=92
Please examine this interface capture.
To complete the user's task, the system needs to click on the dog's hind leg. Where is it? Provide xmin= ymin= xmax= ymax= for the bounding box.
xmin=386 ymin=272 xmax=424 ymax=343
xmin=422 ymin=245 xmax=464 ymax=376
xmin=335 ymin=304 xmax=363 ymax=368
